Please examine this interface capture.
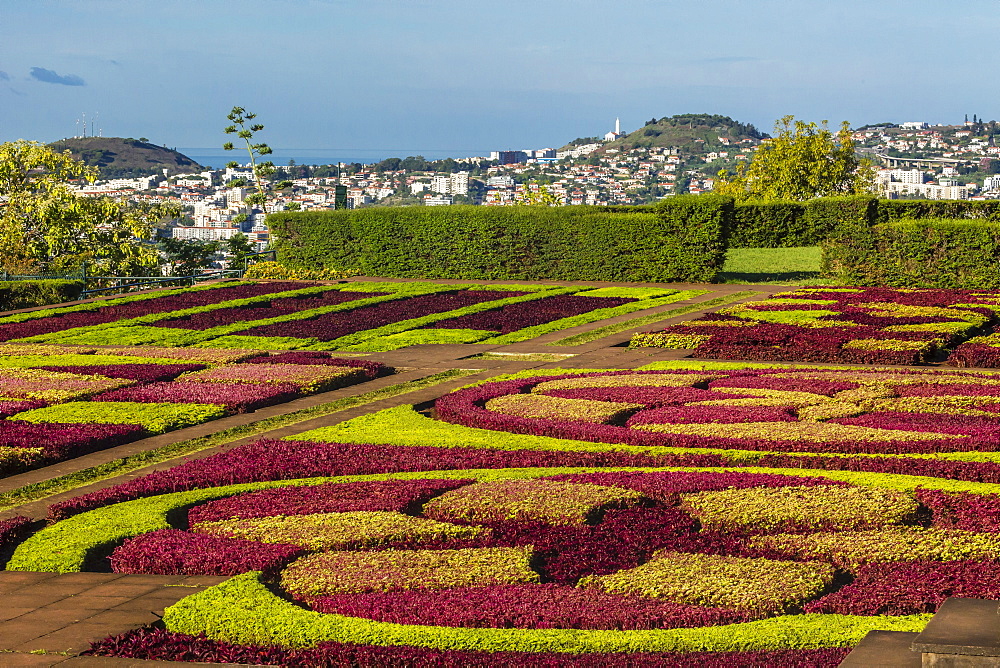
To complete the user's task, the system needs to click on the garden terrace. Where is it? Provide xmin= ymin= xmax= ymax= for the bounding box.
xmin=630 ymin=287 xmax=1000 ymax=366
xmin=5 ymin=277 xmax=1000 ymax=666
xmin=0 ymin=278 xmax=712 ymax=352
xmin=0 ymin=342 xmax=388 ymax=479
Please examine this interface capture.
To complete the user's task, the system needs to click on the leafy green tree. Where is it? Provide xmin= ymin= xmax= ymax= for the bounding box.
xmin=224 ymin=232 xmax=255 ymax=269
xmin=0 ymin=140 xmax=178 ymax=275
xmin=714 ymin=116 xmax=876 ymax=201
xmin=401 ymin=156 xmax=430 ymax=172
xmin=222 ymin=107 xmax=291 ymax=214
xmin=157 ymin=237 xmax=219 ymax=276
xmin=519 ymin=182 xmax=563 ymax=206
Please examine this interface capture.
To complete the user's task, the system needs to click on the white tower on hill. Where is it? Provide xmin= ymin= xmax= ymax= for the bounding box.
xmin=604 ymin=118 xmax=625 ymax=142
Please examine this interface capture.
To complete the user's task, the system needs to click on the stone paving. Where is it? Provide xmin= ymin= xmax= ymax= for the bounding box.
xmin=0 ymin=572 xmax=231 ymax=666
xmin=0 ymin=278 xmax=823 ymax=664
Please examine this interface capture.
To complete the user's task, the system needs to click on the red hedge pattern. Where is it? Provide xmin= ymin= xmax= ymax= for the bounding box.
xmin=110 ymin=529 xmax=304 ymax=577
xmin=83 ymin=628 xmax=850 ymax=667
xmin=421 ymin=295 xmax=633 ymax=334
xmin=244 ymin=291 xmax=521 ymax=341
xmin=311 ymin=583 xmax=756 ymax=630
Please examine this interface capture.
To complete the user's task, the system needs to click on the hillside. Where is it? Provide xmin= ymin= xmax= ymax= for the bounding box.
xmin=561 ymin=114 xmax=769 ymax=154
xmin=47 ymin=137 xmax=203 ymax=178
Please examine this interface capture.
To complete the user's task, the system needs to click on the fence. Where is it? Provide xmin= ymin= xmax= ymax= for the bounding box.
xmin=0 ymin=248 xmax=278 ymax=299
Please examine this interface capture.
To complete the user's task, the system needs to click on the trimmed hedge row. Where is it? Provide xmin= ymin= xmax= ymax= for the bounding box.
xmin=269 ymin=198 xmax=731 ymax=283
xmin=161 ymin=570 xmax=930 ymax=653
xmin=271 ymin=196 xmax=1000 ymax=283
xmin=876 ymin=200 xmax=1000 ymax=225
xmin=823 ymin=218 xmax=1000 ymax=289
xmin=0 ymin=280 xmax=83 ymax=312
xmin=730 ymin=201 xmax=807 ymax=247
xmin=732 ymin=198 xmax=1000 ymax=251
xmin=268 ymin=195 xmax=1000 ymax=287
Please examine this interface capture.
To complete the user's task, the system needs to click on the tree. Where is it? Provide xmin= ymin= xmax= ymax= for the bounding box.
xmin=157 ymin=237 xmax=219 ymax=276
xmin=224 ymin=232 xmax=255 ymax=269
xmin=713 ymin=116 xmax=876 ymax=202
xmin=0 ymin=140 xmax=178 ymax=275
xmin=222 ymin=107 xmax=291 ymax=214
xmin=519 ymin=182 xmax=563 ymax=206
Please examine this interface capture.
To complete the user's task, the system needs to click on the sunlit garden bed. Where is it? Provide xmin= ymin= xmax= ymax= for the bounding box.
xmin=10 ymin=364 xmax=1000 ymax=665
xmin=0 ymin=342 xmax=387 ymax=478
xmin=630 ymin=287 xmax=1000 ymax=366
xmin=0 ymin=279 xmax=707 ymax=352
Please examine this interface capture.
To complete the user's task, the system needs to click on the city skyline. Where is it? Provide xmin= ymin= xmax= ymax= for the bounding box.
xmin=2 ymin=0 xmax=998 ymax=152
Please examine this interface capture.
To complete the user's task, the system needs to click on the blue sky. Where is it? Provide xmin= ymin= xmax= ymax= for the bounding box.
xmin=1 ymin=0 xmax=997 ymax=156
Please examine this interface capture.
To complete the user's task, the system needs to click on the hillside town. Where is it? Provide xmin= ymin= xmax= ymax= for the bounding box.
xmin=66 ymin=117 xmax=1000 ymax=259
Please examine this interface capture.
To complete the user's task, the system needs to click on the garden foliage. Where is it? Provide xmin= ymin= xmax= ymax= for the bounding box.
xmin=0 ymin=280 xmax=84 ymax=312
xmin=631 ymin=286 xmax=1000 ymax=366
xmin=268 ymin=198 xmax=731 ymax=283
xmin=825 ymin=218 xmax=1000 ymax=289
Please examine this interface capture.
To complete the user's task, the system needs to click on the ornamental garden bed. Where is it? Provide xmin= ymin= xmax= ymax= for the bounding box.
xmin=0 ymin=279 xmax=708 ymax=352
xmin=14 ymin=364 xmax=1000 ymax=665
xmin=0 ymin=343 xmax=387 ymax=478
xmin=630 ymin=287 xmax=1000 ymax=367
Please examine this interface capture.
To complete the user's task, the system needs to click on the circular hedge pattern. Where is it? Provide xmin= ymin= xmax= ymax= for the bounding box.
xmin=435 ymin=368 xmax=1000 ymax=455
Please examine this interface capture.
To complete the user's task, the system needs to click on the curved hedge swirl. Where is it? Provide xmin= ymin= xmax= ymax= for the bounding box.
xmin=21 ymin=365 xmax=1000 ymax=664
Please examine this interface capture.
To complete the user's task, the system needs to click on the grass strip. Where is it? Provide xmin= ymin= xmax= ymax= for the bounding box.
xmin=548 ymin=291 xmax=760 ymax=347
xmin=0 ymin=369 xmax=478 ymax=513
xmin=465 ymin=352 xmax=577 ymax=362
xmin=715 ymin=246 xmax=835 ymax=285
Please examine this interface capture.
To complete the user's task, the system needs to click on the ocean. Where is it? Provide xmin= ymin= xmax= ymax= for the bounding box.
xmin=179 ymin=147 xmax=491 ymax=169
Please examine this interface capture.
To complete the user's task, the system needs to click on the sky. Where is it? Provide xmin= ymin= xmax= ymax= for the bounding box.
xmin=1 ymin=0 xmax=998 ymax=159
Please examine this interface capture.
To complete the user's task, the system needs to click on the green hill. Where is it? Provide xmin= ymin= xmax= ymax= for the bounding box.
xmin=47 ymin=137 xmax=203 ymax=179
xmin=561 ymin=114 xmax=769 ymax=155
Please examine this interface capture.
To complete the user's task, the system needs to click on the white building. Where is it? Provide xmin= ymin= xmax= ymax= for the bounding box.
xmin=425 ymin=195 xmax=454 ymax=206
xmin=171 ymin=226 xmax=243 ymax=242
xmin=604 ymin=118 xmax=626 ymax=142
xmin=431 ymin=175 xmax=451 ymax=194
xmin=226 ymin=187 xmax=250 ymax=206
xmin=556 ymin=143 xmax=601 ymax=160
xmin=900 ymin=122 xmax=929 ymax=130
xmin=878 ymin=169 xmax=925 ymax=185
xmin=884 ymin=182 xmax=969 ymax=200
xmin=429 ymin=172 xmax=469 ymax=195
xmin=450 ymin=172 xmax=470 ymax=195
xmin=223 ymin=167 xmax=254 ymax=183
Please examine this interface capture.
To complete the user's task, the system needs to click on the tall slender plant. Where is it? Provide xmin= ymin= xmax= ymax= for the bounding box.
xmin=222 ymin=107 xmax=291 ymax=217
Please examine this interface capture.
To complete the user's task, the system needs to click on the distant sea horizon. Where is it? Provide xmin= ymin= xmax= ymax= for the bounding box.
xmin=178 ymin=147 xmax=491 ymax=169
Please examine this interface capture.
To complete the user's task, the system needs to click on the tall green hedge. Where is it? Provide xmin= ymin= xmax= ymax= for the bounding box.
xmin=813 ymin=196 xmax=880 ymax=282
xmin=730 ymin=200 xmax=806 ymax=247
xmin=268 ymin=197 xmax=731 ymax=283
xmin=876 ymin=200 xmax=1000 ymax=225
xmin=822 ymin=218 xmax=1000 ymax=289
xmin=0 ymin=280 xmax=84 ymax=313
xmin=729 ymin=197 xmax=1000 ymax=251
